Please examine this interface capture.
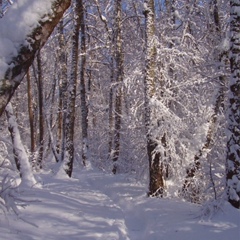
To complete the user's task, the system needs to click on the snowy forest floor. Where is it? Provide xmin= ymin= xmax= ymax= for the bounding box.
xmin=0 ymin=168 xmax=239 ymax=240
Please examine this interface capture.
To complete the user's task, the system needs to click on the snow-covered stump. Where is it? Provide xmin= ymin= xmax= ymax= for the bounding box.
xmin=5 ymin=103 xmax=37 ymax=188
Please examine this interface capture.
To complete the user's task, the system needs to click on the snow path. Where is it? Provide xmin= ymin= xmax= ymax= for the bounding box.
xmin=0 ymin=170 xmax=239 ymax=240
xmin=3 ymin=174 xmax=130 ymax=239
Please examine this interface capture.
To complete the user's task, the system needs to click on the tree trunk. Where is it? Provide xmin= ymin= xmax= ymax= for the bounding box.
xmin=226 ymin=0 xmax=240 ymax=209
xmin=112 ymin=0 xmax=124 ymax=174
xmin=143 ymin=0 xmax=164 ymax=197
xmin=0 ymin=0 xmax=71 ymax=116
xmin=108 ymin=60 xmax=114 ymax=158
xmin=5 ymin=103 xmax=37 ymax=187
xmin=63 ymin=0 xmax=81 ymax=177
xmin=57 ymin=19 xmax=68 ymax=161
xmin=79 ymin=0 xmax=89 ymax=167
xmin=27 ymin=70 xmax=35 ymax=154
xmin=36 ymin=52 xmax=44 ymax=169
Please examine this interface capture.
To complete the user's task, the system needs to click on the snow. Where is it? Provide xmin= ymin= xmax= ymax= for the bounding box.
xmin=0 ymin=0 xmax=55 ymax=79
xmin=0 ymin=169 xmax=239 ymax=240
xmin=5 ymin=103 xmax=37 ymax=188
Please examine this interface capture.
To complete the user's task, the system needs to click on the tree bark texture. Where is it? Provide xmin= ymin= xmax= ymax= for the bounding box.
xmin=79 ymin=0 xmax=89 ymax=166
xmin=27 ymin=70 xmax=35 ymax=154
xmin=64 ymin=0 xmax=81 ymax=177
xmin=57 ymin=19 xmax=68 ymax=161
xmin=5 ymin=102 xmax=37 ymax=187
xmin=36 ymin=52 xmax=44 ymax=169
xmin=144 ymin=0 xmax=164 ymax=197
xmin=112 ymin=0 xmax=124 ymax=173
xmin=226 ymin=0 xmax=240 ymax=209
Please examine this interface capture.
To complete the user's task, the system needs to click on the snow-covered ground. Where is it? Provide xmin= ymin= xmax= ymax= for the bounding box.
xmin=0 ymin=169 xmax=239 ymax=240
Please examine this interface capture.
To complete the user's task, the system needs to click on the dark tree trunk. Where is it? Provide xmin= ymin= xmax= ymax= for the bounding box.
xmin=112 ymin=0 xmax=124 ymax=173
xmin=226 ymin=0 xmax=240 ymax=209
xmin=27 ymin=70 xmax=35 ymax=154
xmin=108 ymin=61 xmax=114 ymax=158
xmin=36 ymin=52 xmax=44 ymax=169
xmin=79 ymin=0 xmax=89 ymax=166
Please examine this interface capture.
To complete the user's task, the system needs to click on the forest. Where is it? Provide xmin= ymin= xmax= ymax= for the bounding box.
xmin=0 ymin=0 xmax=239 ymax=236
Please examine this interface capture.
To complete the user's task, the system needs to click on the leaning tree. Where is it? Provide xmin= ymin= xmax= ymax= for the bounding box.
xmin=0 ymin=0 xmax=71 ymax=116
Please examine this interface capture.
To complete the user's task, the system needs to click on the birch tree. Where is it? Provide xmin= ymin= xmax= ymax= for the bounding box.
xmin=143 ymin=0 xmax=164 ymax=196
xmin=0 ymin=0 xmax=71 ymax=116
xmin=5 ymin=102 xmax=37 ymax=187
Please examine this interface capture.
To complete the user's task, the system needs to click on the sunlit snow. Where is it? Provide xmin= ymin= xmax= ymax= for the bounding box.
xmin=0 ymin=169 xmax=239 ymax=240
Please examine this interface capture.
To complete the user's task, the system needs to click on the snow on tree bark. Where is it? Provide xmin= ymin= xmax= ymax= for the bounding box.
xmin=226 ymin=0 xmax=240 ymax=209
xmin=5 ymin=102 xmax=37 ymax=187
xmin=62 ymin=0 xmax=81 ymax=177
xmin=143 ymin=0 xmax=164 ymax=197
xmin=0 ymin=0 xmax=71 ymax=116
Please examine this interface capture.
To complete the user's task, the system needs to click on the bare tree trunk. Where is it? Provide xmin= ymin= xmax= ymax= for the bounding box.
xmin=5 ymin=103 xmax=37 ymax=187
xmin=0 ymin=0 xmax=71 ymax=116
xmin=108 ymin=60 xmax=114 ymax=158
xmin=63 ymin=0 xmax=81 ymax=177
xmin=79 ymin=0 xmax=89 ymax=166
xmin=46 ymin=63 xmax=57 ymax=153
xmin=27 ymin=70 xmax=35 ymax=154
xmin=57 ymin=19 xmax=68 ymax=161
xmin=112 ymin=0 xmax=124 ymax=174
xmin=143 ymin=0 xmax=164 ymax=197
xmin=159 ymin=0 xmax=176 ymax=179
xmin=226 ymin=0 xmax=240 ymax=209
xmin=36 ymin=52 xmax=44 ymax=169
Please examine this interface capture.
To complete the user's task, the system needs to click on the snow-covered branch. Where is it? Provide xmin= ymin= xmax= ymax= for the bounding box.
xmin=0 ymin=0 xmax=71 ymax=116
